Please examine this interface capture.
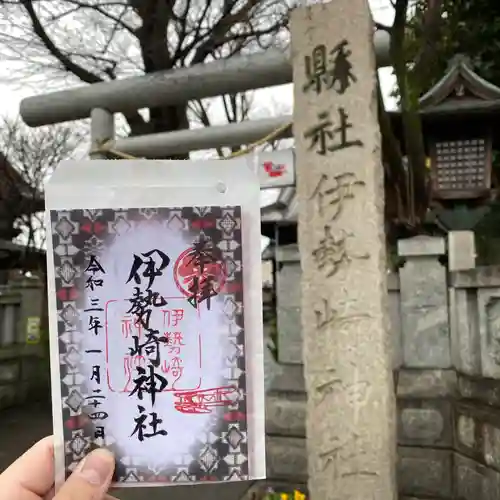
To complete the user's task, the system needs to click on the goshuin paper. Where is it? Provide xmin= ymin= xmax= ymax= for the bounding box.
xmin=46 ymin=160 xmax=265 ymax=488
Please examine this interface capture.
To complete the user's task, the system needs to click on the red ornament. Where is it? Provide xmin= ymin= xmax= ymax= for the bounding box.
xmin=263 ymin=161 xmax=286 ymax=178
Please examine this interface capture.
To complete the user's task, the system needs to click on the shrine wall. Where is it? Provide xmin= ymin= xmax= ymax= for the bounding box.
xmin=261 ymin=234 xmax=500 ymax=500
xmin=0 ymin=280 xmax=47 ymax=410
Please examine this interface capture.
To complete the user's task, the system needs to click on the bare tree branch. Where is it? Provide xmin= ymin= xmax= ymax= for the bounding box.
xmin=374 ymin=21 xmax=391 ymax=32
xmin=0 ymin=0 xmax=291 ymax=154
xmin=0 ymin=116 xmax=82 ymax=254
xmin=64 ymin=0 xmax=136 ymax=36
xmin=21 ymin=0 xmax=102 ymax=83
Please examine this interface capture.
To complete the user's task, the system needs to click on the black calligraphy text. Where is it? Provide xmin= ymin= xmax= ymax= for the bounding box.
xmin=127 ymin=287 xmax=167 ymax=330
xmin=186 ymin=235 xmax=223 ymax=310
xmin=131 ymin=405 xmax=168 ymax=442
xmin=303 ymin=40 xmax=356 ymax=95
xmin=126 ymin=249 xmax=170 ymax=290
xmin=304 ymin=108 xmax=362 ymax=156
xmin=314 ymin=298 xmax=371 ymax=331
xmin=312 ymin=226 xmax=369 ymax=278
xmin=319 ymin=433 xmax=376 ymax=478
xmin=309 ymin=172 xmax=365 ymax=220
xmin=84 ymin=255 xmax=107 ymax=440
xmin=126 ymin=248 xmax=170 ymax=441
xmin=314 ymin=368 xmax=371 ymax=406
xmin=130 ymin=364 xmax=168 ymax=406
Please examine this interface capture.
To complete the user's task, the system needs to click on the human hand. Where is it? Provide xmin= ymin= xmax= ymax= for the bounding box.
xmin=0 ymin=435 xmax=116 ymax=499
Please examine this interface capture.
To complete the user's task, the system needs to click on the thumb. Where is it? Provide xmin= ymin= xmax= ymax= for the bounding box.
xmin=54 ymin=448 xmax=115 ymax=500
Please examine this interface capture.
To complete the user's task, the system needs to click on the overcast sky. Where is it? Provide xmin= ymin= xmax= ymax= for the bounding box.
xmin=0 ymin=0 xmax=396 ymax=120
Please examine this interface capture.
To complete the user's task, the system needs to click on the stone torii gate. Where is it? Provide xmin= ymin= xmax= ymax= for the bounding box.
xmin=20 ymin=1 xmax=396 ymax=498
xmin=20 ymin=32 xmax=390 ymax=161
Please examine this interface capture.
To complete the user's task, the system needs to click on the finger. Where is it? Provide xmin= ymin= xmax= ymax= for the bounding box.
xmin=45 ymin=486 xmax=56 ymax=500
xmin=58 ymin=494 xmax=118 ymax=500
xmin=49 ymin=487 xmax=114 ymax=500
xmin=54 ymin=448 xmax=115 ymax=500
xmin=0 ymin=435 xmax=54 ymax=500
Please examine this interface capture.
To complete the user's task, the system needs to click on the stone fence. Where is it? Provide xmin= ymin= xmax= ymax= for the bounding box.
xmin=262 ymin=232 xmax=500 ymax=500
xmin=0 ymin=279 xmax=46 ymax=410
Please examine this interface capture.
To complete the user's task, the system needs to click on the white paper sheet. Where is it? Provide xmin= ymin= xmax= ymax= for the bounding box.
xmin=45 ymin=159 xmax=265 ymax=489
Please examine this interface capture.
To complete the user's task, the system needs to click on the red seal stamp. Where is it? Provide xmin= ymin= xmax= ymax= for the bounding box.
xmin=174 ymin=246 xmax=227 ymax=303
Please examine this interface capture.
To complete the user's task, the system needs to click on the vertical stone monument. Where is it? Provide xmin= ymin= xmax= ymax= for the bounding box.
xmin=291 ymin=1 xmax=397 ymax=499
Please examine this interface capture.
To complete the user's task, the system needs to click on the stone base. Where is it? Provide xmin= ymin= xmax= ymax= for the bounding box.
xmin=264 ymin=362 xmax=500 ymax=500
xmin=455 ymin=453 xmax=500 ymax=500
xmin=0 ymin=346 xmax=49 ymax=410
xmin=267 ymin=436 xmax=307 ymax=483
xmin=242 ymin=480 xmax=308 ymax=500
xmin=398 ymin=447 xmax=452 ymax=498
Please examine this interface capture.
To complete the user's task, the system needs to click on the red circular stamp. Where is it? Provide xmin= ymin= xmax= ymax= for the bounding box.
xmin=174 ymin=247 xmax=227 ymax=301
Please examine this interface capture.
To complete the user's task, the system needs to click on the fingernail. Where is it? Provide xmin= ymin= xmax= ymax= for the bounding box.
xmin=78 ymin=449 xmax=115 ymax=486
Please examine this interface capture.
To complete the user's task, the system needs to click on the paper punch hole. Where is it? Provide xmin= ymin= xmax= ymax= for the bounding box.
xmin=216 ymin=181 xmax=227 ymax=194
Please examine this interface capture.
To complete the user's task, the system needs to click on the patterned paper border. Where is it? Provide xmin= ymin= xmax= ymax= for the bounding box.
xmin=50 ymin=206 xmax=248 ymax=483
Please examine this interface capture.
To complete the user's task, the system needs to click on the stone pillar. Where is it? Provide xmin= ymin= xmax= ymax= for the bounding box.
xmin=292 ymin=2 xmax=396 ymax=499
xmin=276 ymin=244 xmax=303 ymax=364
xmin=447 ymin=231 xmax=478 ymax=376
xmin=448 ymin=231 xmax=476 ymax=272
xmin=398 ymin=236 xmax=451 ymax=369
